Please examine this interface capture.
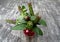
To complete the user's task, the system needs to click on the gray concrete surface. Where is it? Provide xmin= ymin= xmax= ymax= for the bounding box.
xmin=0 ymin=0 xmax=60 ymax=42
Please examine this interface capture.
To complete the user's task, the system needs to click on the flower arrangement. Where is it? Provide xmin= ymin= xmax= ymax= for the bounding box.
xmin=6 ymin=3 xmax=47 ymax=37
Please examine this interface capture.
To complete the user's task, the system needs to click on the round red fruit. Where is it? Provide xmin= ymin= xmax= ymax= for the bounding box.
xmin=23 ymin=29 xmax=35 ymax=36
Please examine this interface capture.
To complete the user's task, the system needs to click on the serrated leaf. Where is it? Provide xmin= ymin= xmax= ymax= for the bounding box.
xmin=33 ymin=27 xmax=43 ymax=36
xmin=39 ymin=19 xmax=47 ymax=26
xmin=12 ymin=24 xmax=26 ymax=30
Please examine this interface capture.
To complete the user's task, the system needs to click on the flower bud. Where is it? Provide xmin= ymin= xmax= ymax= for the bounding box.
xmin=24 ymin=16 xmax=30 ymax=21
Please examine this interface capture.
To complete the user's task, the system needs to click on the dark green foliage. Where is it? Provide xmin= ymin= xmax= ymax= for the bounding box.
xmin=33 ymin=26 xmax=43 ymax=36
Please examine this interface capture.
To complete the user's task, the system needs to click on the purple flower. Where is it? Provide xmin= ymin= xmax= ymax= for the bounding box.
xmin=11 ymin=18 xmax=16 ymax=21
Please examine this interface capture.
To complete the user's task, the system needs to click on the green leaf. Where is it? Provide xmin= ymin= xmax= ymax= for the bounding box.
xmin=30 ymin=16 xmax=36 ymax=21
xmin=39 ymin=19 xmax=47 ymax=26
xmin=22 ymin=5 xmax=27 ymax=12
xmin=12 ymin=24 xmax=26 ymax=30
xmin=28 ymin=3 xmax=34 ymax=16
xmin=31 ymin=16 xmax=40 ymax=24
xmin=16 ymin=16 xmax=27 ymax=25
xmin=21 ymin=5 xmax=29 ymax=16
xmin=22 ymin=5 xmax=25 ymax=9
xmin=33 ymin=27 xmax=43 ymax=36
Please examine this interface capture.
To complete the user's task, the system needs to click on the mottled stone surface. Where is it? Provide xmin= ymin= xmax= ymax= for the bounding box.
xmin=0 ymin=0 xmax=60 ymax=42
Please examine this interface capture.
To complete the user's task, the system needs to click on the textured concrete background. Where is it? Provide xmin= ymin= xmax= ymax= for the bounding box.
xmin=0 ymin=0 xmax=60 ymax=42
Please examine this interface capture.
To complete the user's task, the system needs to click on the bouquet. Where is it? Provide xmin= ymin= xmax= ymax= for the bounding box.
xmin=6 ymin=2 xmax=47 ymax=42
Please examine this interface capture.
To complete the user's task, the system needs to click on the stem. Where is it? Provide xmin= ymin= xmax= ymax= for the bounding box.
xmin=26 ymin=36 xmax=32 ymax=42
xmin=26 ymin=36 xmax=34 ymax=42
xmin=29 ymin=36 xmax=32 ymax=42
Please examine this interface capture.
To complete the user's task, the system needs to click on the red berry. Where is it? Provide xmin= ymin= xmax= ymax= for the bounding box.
xmin=23 ymin=29 xmax=35 ymax=36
